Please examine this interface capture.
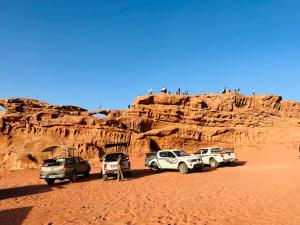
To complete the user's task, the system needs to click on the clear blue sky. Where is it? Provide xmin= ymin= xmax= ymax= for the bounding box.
xmin=1 ymin=0 xmax=300 ymax=110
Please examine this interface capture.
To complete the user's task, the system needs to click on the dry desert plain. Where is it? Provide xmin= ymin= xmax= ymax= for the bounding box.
xmin=1 ymin=144 xmax=300 ymax=225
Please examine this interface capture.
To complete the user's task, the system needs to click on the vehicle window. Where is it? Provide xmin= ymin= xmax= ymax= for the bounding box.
xmin=201 ymin=149 xmax=208 ymax=154
xmin=166 ymin=152 xmax=176 ymax=158
xmin=105 ymin=153 xmax=125 ymax=162
xmin=159 ymin=152 xmax=167 ymax=158
xmin=211 ymin=148 xmax=222 ymax=154
xmin=173 ymin=151 xmax=190 ymax=157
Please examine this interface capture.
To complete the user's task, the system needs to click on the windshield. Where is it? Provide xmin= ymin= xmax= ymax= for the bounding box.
xmin=105 ymin=153 xmax=125 ymax=162
xmin=173 ymin=150 xmax=190 ymax=157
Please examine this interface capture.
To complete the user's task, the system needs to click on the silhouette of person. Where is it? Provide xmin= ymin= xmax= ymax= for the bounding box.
xmin=117 ymin=155 xmax=124 ymax=181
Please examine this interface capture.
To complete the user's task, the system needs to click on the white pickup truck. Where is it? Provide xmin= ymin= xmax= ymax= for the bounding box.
xmin=100 ymin=152 xmax=131 ymax=181
xmin=194 ymin=147 xmax=237 ymax=167
xmin=145 ymin=149 xmax=204 ymax=174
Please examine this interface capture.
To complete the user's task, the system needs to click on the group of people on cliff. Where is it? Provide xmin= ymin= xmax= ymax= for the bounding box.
xmin=147 ymin=87 xmax=256 ymax=96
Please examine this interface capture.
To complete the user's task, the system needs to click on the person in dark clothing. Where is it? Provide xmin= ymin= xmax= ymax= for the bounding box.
xmin=117 ymin=155 xmax=124 ymax=181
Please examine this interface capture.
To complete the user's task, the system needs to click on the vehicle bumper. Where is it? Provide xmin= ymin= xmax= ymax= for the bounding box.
xmin=223 ymin=158 xmax=238 ymax=163
xmin=40 ymin=173 xmax=66 ymax=180
xmin=103 ymin=168 xmax=131 ymax=175
xmin=187 ymin=163 xmax=203 ymax=169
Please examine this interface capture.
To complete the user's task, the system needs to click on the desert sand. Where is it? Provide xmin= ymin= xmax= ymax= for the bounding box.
xmin=1 ymin=144 xmax=299 ymax=225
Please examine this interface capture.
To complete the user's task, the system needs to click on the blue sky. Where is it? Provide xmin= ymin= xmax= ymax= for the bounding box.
xmin=1 ymin=0 xmax=300 ymax=110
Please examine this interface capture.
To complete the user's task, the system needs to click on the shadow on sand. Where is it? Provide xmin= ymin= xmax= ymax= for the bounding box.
xmin=0 ymin=206 xmax=32 ymax=225
xmin=91 ymin=169 xmax=157 ymax=181
xmin=228 ymin=160 xmax=248 ymax=167
xmin=0 ymin=184 xmax=65 ymax=201
xmin=0 ymin=174 xmax=103 ymax=200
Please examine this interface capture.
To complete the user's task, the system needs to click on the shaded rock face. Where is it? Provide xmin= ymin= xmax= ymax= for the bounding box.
xmin=1 ymin=93 xmax=300 ymax=170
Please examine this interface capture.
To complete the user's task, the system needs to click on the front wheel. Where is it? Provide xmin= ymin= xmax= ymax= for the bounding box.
xmin=178 ymin=163 xmax=189 ymax=174
xmin=84 ymin=170 xmax=90 ymax=178
xmin=46 ymin=179 xmax=55 ymax=186
xmin=102 ymin=174 xmax=108 ymax=181
xmin=209 ymin=159 xmax=219 ymax=168
xmin=150 ymin=162 xmax=160 ymax=173
xmin=70 ymin=171 xmax=78 ymax=182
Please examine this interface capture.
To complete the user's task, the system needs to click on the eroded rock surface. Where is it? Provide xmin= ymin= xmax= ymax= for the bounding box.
xmin=1 ymin=93 xmax=300 ymax=170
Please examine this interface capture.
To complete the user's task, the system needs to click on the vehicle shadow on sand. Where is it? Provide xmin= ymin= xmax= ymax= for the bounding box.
xmin=0 ymin=184 xmax=64 ymax=201
xmin=126 ymin=169 xmax=157 ymax=180
xmin=0 ymin=206 xmax=32 ymax=225
xmin=221 ymin=161 xmax=248 ymax=167
xmin=52 ymin=173 xmax=102 ymax=185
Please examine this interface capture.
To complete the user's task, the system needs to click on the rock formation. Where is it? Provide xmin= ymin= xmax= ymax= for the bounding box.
xmin=1 ymin=93 xmax=300 ymax=170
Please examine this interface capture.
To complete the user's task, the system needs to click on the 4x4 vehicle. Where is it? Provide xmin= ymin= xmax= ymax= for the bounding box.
xmin=194 ymin=147 xmax=237 ymax=167
xmin=193 ymin=147 xmax=224 ymax=168
xmin=145 ymin=149 xmax=203 ymax=174
xmin=100 ymin=152 xmax=131 ymax=181
xmin=39 ymin=145 xmax=90 ymax=185
xmin=100 ymin=143 xmax=131 ymax=181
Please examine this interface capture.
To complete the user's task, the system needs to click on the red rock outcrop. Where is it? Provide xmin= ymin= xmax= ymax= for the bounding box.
xmin=1 ymin=93 xmax=300 ymax=170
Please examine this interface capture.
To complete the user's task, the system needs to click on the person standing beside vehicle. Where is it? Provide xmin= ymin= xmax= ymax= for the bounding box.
xmin=117 ymin=155 xmax=124 ymax=181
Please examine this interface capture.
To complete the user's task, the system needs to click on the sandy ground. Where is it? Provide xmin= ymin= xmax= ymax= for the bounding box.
xmin=1 ymin=145 xmax=300 ymax=225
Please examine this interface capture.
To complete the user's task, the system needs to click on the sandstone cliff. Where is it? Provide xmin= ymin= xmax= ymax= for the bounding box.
xmin=1 ymin=93 xmax=300 ymax=170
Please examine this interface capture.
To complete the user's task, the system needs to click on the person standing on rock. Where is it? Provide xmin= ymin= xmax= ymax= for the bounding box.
xmin=117 ymin=155 xmax=124 ymax=181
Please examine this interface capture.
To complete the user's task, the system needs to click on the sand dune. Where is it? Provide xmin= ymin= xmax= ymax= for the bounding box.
xmin=0 ymin=145 xmax=300 ymax=225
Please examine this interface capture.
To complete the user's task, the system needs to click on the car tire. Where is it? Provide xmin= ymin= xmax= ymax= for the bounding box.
xmin=71 ymin=171 xmax=78 ymax=182
xmin=84 ymin=170 xmax=90 ymax=178
xmin=150 ymin=162 xmax=160 ymax=173
xmin=178 ymin=163 xmax=189 ymax=174
xmin=102 ymin=174 xmax=108 ymax=181
xmin=209 ymin=158 xmax=219 ymax=168
xmin=46 ymin=179 xmax=55 ymax=186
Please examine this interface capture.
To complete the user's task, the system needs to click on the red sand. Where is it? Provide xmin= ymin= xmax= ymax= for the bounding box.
xmin=1 ymin=145 xmax=300 ymax=225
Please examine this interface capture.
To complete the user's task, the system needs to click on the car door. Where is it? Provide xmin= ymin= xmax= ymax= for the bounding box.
xmin=74 ymin=157 xmax=83 ymax=173
xmin=200 ymin=149 xmax=209 ymax=164
xmin=78 ymin=157 xmax=87 ymax=172
xmin=157 ymin=151 xmax=178 ymax=169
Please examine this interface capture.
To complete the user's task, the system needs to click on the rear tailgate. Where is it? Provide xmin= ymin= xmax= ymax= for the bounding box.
xmin=104 ymin=160 xmax=130 ymax=172
xmin=223 ymin=152 xmax=237 ymax=162
xmin=40 ymin=165 xmax=65 ymax=178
